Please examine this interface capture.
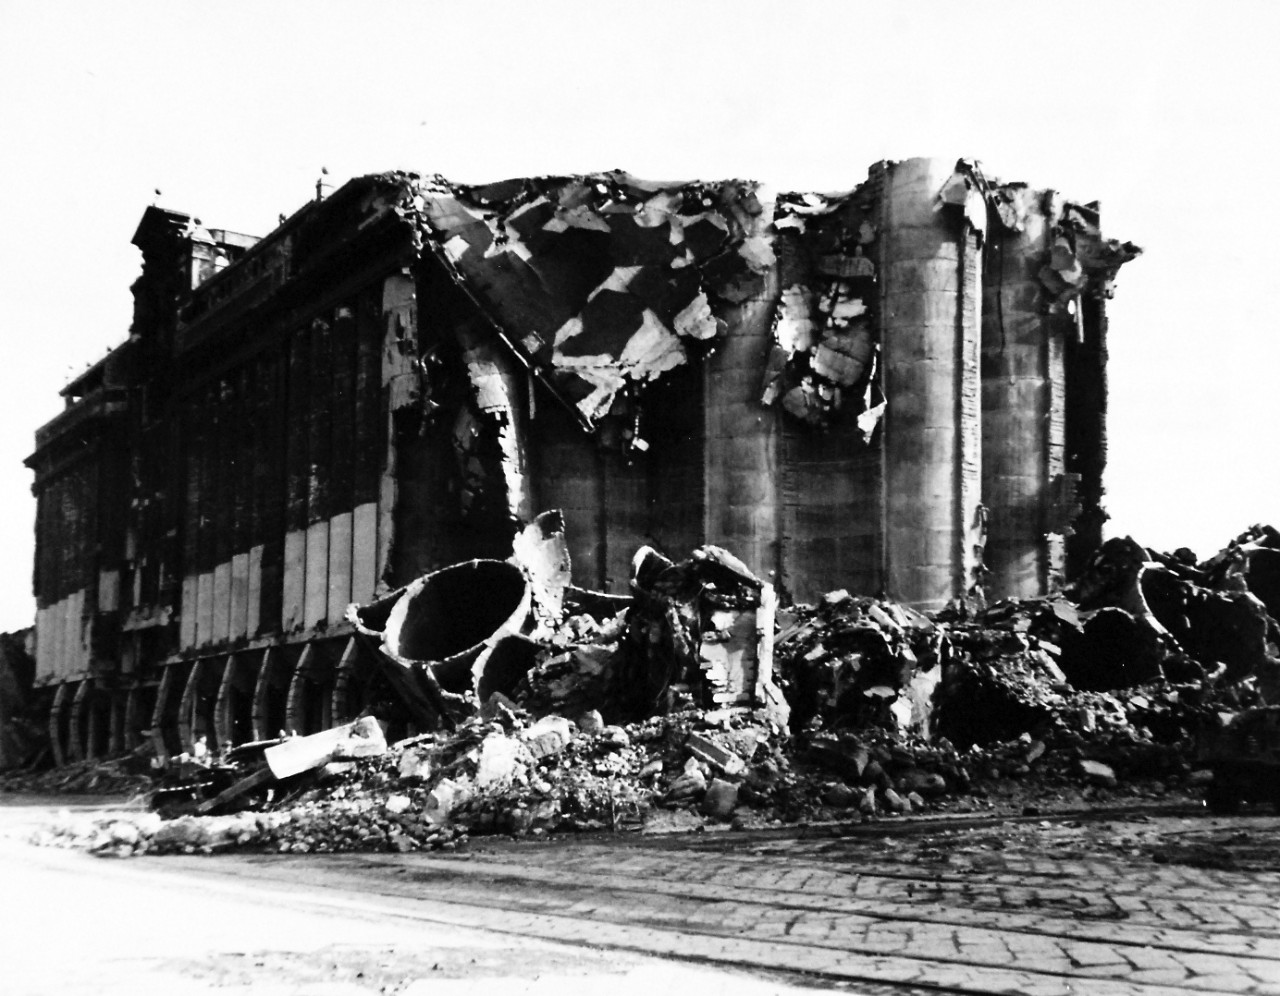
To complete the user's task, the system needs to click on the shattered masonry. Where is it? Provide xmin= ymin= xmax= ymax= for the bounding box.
xmin=24 ymin=157 xmax=1139 ymax=763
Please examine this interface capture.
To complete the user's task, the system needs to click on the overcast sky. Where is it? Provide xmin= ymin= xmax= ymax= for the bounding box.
xmin=1 ymin=1 xmax=1276 ymax=631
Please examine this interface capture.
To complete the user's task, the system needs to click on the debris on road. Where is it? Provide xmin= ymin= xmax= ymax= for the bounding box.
xmin=21 ymin=520 xmax=1280 ymax=857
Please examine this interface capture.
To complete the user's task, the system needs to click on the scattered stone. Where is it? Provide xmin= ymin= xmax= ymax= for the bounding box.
xmin=477 ymin=734 xmax=529 ymax=787
xmin=904 ymin=771 xmax=948 ymax=797
xmin=397 ymin=750 xmax=433 ymax=782
xmin=701 ymin=779 xmax=739 ymax=819
xmin=522 ymin=716 xmax=574 ymax=759
xmin=601 ymin=726 xmax=631 ymax=749
xmin=425 ymin=778 xmax=471 ymax=825
xmin=668 ymin=770 xmax=708 ymax=801
xmin=1079 ymin=759 xmax=1118 ymax=788
xmin=687 ymin=733 xmax=747 ymax=776
xmin=824 ymin=783 xmax=858 ymax=808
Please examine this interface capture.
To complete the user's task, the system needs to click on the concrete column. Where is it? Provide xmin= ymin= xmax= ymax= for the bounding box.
xmin=880 ymin=158 xmax=984 ymax=610
xmin=981 ymin=189 xmax=1071 ymax=597
xmin=49 ymin=682 xmax=70 ymax=767
xmin=702 ymin=199 xmax=782 ymax=580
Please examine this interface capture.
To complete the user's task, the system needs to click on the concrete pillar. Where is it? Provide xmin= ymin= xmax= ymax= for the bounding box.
xmin=68 ymin=679 xmax=89 ymax=762
xmin=108 ymin=688 xmax=126 ymax=755
xmin=49 ymin=682 xmax=70 ymax=767
xmin=880 ymin=158 xmax=984 ymax=610
xmin=981 ymin=189 xmax=1072 ymax=598
xmin=702 ymin=197 xmax=782 ymax=580
xmin=178 ymin=660 xmax=206 ymax=754
xmin=150 ymin=665 xmax=176 ymax=762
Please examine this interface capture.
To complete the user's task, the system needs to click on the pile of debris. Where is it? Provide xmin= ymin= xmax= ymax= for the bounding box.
xmin=1 ymin=750 xmax=153 ymax=797
xmin=27 ymin=520 xmax=1280 ymax=857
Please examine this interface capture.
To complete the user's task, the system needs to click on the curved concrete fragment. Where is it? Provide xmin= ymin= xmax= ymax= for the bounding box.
xmin=350 ymin=559 xmax=533 ymax=727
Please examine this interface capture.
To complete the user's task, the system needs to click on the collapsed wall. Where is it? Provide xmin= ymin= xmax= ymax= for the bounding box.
xmin=417 ymin=158 xmax=1136 ymax=608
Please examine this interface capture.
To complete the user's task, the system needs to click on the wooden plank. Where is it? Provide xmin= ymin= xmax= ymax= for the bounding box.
xmin=246 ymin=543 xmax=263 ymax=637
xmin=230 ymin=551 xmax=250 ymax=641
xmin=327 ymin=511 xmax=353 ymax=625
xmin=51 ymin=597 xmax=65 ymax=681
xmin=212 ymin=559 xmax=232 ymax=646
xmin=281 ymin=528 xmax=306 ymax=632
xmin=179 ymin=574 xmax=198 ymax=650
xmin=377 ymin=428 xmax=396 ymax=594
xmin=304 ymin=520 xmax=329 ymax=630
xmin=196 ymin=569 xmax=215 ymax=648
xmin=195 ymin=766 xmax=272 ymax=815
xmin=350 ymin=501 xmax=378 ymax=605
xmin=34 ymin=608 xmax=49 ymax=683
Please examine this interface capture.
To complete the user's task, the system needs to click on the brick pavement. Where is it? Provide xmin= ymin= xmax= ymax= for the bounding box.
xmin=175 ymin=823 xmax=1280 ymax=996
xmin=165 ymin=824 xmax=1274 ymax=996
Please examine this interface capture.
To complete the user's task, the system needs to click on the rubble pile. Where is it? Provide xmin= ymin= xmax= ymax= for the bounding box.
xmin=36 ymin=706 xmax=796 ymax=855
xmin=1 ymin=750 xmax=153 ymax=797
xmin=25 ymin=521 xmax=1280 ymax=856
xmin=773 ymin=590 xmax=942 ymax=735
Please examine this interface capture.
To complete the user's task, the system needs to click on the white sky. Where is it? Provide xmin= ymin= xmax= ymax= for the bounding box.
xmin=0 ymin=0 xmax=1277 ymax=631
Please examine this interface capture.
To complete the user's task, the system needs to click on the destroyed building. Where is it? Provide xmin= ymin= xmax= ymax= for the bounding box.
xmin=23 ymin=157 xmax=1139 ymax=765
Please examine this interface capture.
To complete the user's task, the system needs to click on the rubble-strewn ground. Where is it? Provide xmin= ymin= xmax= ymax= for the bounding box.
xmin=19 ymin=706 xmax=1212 ymax=859
xmin=9 ymin=525 xmax=1280 ymax=863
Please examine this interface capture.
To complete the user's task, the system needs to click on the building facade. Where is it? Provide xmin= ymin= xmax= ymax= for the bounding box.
xmin=25 ymin=158 xmax=1138 ymax=763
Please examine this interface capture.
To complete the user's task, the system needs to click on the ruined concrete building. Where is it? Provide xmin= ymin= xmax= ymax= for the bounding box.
xmin=25 ymin=157 xmax=1138 ymax=763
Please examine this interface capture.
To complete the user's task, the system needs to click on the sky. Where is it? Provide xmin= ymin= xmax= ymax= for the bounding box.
xmin=0 ymin=0 xmax=1277 ymax=631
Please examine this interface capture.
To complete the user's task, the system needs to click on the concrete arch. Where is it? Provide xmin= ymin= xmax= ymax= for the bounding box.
xmin=178 ymin=658 xmax=221 ymax=754
xmin=49 ymin=682 xmax=71 ymax=767
xmin=150 ymin=664 xmax=190 ymax=761
xmin=252 ymin=646 xmax=293 ymax=741
xmin=285 ymin=642 xmax=336 ymax=737
xmin=68 ymin=679 xmax=91 ymax=762
xmin=124 ymin=681 xmax=157 ymax=755
xmin=330 ymin=638 xmax=364 ymax=726
xmin=214 ymin=653 xmax=256 ymax=749
xmin=82 ymin=679 xmax=111 ymax=760
xmin=108 ymin=686 xmax=127 ymax=756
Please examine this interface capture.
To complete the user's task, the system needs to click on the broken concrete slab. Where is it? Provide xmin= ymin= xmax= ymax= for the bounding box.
xmin=264 ymin=717 xmax=387 ymax=780
xmin=686 ymin=732 xmax=747 ymax=777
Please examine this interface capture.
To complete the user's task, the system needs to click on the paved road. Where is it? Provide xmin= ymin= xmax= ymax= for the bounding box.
xmin=6 ymin=800 xmax=1280 ymax=994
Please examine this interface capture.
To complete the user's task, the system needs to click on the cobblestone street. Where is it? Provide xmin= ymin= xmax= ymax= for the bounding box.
xmin=142 ymin=808 xmax=1280 ymax=995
